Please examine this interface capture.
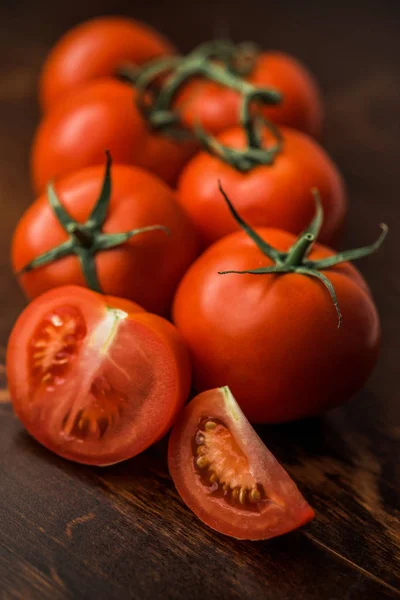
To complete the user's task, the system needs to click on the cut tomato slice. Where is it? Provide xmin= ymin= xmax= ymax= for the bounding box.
xmin=168 ymin=387 xmax=314 ymax=540
xmin=7 ymin=286 xmax=190 ymax=465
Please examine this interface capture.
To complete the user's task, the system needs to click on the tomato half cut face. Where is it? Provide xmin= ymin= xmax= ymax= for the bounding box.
xmin=168 ymin=387 xmax=314 ymax=540
xmin=7 ymin=286 xmax=190 ymax=465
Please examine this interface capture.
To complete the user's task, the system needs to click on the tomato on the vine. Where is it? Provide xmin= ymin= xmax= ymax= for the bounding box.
xmin=32 ymin=78 xmax=196 ymax=193
xmin=14 ymin=156 xmax=199 ymax=315
xmin=173 ymin=185 xmax=385 ymax=423
xmin=177 ymin=125 xmax=346 ymax=248
xmin=176 ymin=51 xmax=323 ymax=137
xmin=168 ymin=386 xmax=314 ymax=540
xmin=7 ymin=286 xmax=191 ymax=466
xmin=40 ymin=16 xmax=175 ymax=113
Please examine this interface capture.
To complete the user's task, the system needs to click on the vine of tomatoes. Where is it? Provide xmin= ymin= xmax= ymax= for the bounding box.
xmin=7 ymin=16 xmax=388 ymax=541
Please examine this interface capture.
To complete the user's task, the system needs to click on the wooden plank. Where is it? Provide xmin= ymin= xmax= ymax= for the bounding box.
xmin=0 ymin=402 xmax=399 ymax=599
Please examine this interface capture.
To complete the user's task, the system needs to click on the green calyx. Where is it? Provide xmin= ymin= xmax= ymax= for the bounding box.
xmin=19 ymin=152 xmax=169 ymax=292
xmin=217 ymin=183 xmax=388 ymax=328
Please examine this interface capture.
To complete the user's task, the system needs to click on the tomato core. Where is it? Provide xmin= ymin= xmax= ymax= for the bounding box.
xmin=194 ymin=418 xmax=264 ymax=510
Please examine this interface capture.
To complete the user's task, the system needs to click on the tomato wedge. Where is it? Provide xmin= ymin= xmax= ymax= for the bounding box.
xmin=7 ymin=286 xmax=191 ymax=466
xmin=168 ymin=387 xmax=314 ymax=540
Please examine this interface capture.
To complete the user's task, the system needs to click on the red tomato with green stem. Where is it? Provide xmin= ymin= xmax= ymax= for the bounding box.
xmin=177 ymin=119 xmax=346 ymax=248
xmin=14 ymin=154 xmax=199 ymax=316
xmin=173 ymin=184 xmax=386 ymax=423
xmin=40 ymin=16 xmax=175 ymax=113
xmin=31 ymin=78 xmax=197 ymax=194
xmin=7 ymin=286 xmax=190 ymax=466
xmin=168 ymin=386 xmax=314 ymax=540
xmin=176 ymin=47 xmax=323 ymax=137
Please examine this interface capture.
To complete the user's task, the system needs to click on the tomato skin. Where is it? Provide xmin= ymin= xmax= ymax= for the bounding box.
xmin=13 ymin=164 xmax=199 ymax=315
xmin=40 ymin=16 xmax=175 ymax=113
xmin=134 ymin=311 xmax=192 ymax=426
xmin=104 ymin=296 xmax=145 ymax=314
xmin=176 ymin=51 xmax=323 ymax=137
xmin=173 ymin=230 xmax=380 ymax=423
xmin=7 ymin=286 xmax=191 ymax=466
xmin=168 ymin=387 xmax=314 ymax=540
xmin=32 ymin=78 xmax=197 ymax=194
xmin=177 ymin=126 xmax=346 ymax=248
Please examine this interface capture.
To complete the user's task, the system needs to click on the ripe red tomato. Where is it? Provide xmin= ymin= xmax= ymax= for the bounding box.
xmin=173 ymin=224 xmax=381 ymax=423
xmin=40 ymin=16 xmax=175 ymax=113
xmin=168 ymin=386 xmax=314 ymax=540
xmin=7 ymin=286 xmax=191 ymax=466
xmin=176 ymin=51 xmax=323 ymax=137
xmin=13 ymin=161 xmax=199 ymax=315
xmin=32 ymin=78 xmax=196 ymax=194
xmin=177 ymin=126 xmax=346 ymax=247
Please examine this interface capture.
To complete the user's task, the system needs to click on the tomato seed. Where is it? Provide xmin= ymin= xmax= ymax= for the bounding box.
xmin=239 ymin=489 xmax=247 ymax=504
xmin=250 ymin=488 xmax=261 ymax=503
xmin=196 ymin=456 xmax=209 ymax=468
xmin=50 ymin=314 xmax=64 ymax=327
xmin=204 ymin=421 xmax=216 ymax=431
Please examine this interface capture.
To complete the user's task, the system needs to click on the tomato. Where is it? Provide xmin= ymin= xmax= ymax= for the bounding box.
xmin=168 ymin=386 xmax=314 ymax=540
xmin=177 ymin=125 xmax=346 ymax=248
xmin=176 ymin=51 xmax=323 ymax=137
xmin=32 ymin=78 xmax=196 ymax=194
xmin=7 ymin=286 xmax=191 ymax=466
xmin=173 ymin=190 xmax=384 ymax=423
xmin=13 ymin=159 xmax=199 ymax=315
xmin=40 ymin=16 xmax=175 ymax=113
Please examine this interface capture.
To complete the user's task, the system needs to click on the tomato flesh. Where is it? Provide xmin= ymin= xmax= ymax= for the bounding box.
xmin=29 ymin=305 xmax=87 ymax=395
xmin=194 ymin=418 xmax=263 ymax=510
xmin=168 ymin=387 xmax=314 ymax=540
xmin=7 ymin=286 xmax=190 ymax=465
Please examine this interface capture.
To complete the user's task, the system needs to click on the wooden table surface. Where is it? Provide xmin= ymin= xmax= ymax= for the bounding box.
xmin=0 ymin=0 xmax=399 ymax=598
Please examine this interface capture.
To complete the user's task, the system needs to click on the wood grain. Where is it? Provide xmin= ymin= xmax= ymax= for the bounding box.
xmin=0 ymin=0 xmax=399 ymax=598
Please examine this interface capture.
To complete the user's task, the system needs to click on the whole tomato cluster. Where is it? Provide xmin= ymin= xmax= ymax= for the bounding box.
xmin=7 ymin=16 xmax=386 ymax=541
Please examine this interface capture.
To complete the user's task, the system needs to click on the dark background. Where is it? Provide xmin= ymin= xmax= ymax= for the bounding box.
xmin=0 ymin=1 xmax=399 ymax=598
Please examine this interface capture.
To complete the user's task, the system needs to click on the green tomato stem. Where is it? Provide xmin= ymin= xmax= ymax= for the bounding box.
xmin=18 ymin=153 xmax=169 ymax=294
xmin=132 ymin=39 xmax=283 ymax=169
xmin=284 ymin=233 xmax=315 ymax=267
xmin=217 ymin=183 xmax=387 ymax=328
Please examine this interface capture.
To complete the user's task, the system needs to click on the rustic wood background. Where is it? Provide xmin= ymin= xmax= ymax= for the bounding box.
xmin=0 ymin=0 xmax=399 ymax=598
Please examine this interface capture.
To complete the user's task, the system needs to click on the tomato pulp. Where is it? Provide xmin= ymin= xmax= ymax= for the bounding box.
xmin=7 ymin=287 xmax=191 ymax=465
xmin=168 ymin=387 xmax=314 ymax=540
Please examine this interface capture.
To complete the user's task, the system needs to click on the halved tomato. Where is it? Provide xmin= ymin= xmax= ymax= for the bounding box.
xmin=7 ymin=286 xmax=191 ymax=466
xmin=168 ymin=387 xmax=314 ymax=540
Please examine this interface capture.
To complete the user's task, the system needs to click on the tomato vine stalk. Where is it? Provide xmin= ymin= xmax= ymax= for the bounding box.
xmin=119 ymin=39 xmax=282 ymax=153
